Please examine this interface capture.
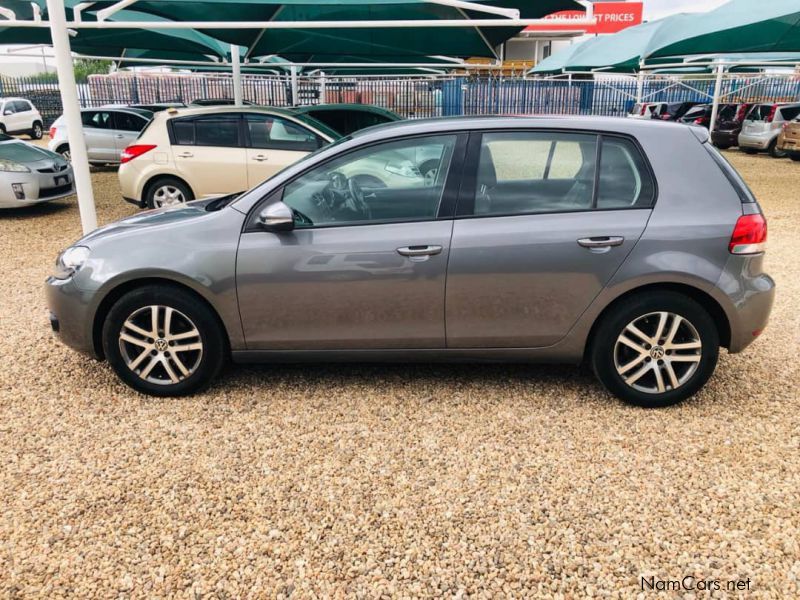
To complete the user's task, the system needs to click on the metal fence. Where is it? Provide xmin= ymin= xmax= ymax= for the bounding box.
xmin=2 ymin=72 xmax=799 ymax=127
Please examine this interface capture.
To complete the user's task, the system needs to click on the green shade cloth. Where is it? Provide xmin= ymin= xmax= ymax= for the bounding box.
xmin=648 ymin=0 xmax=800 ymax=59
xmin=0 ymin=2 xmax=232 ymax=60
xmin=65 ymin=1 xmax=582 ymax=60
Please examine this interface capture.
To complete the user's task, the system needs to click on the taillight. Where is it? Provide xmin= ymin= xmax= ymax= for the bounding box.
xmin=640 ymin=105 xmax=647 ymax=115
xmin=49 ymin=127 xmax=56 ymax=138
xmin=120 ymin=144 xmax=156 ymax=164
xmin=766 ymin=105 xmax=778 ymax=123
xmin=694 ymin=118 xmax=704 ymax=125
xmin=736 ymin=105 xmax=747 ymax=122
xmin=729 ymin=213 xmax=767 ymax=255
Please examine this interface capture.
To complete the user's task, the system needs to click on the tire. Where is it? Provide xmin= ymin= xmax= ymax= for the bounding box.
xmin=789 ymin=153 xmax=800 ymax=162
xmin=590 ymin=292 xmax=719 ymax=408
xmin=145 ymin=177 xmax=194 ymax=209
xmin=741 ymin=147 xmax=758 ymax=155
xmin=714 ymin=144 xmax=731 ymax=150
xmin=102 ymin=285 xmax=226 ymax=397
xmin=768 ymin=139 xmax=786 ymax=159
xmin=30 ymin=121 xmax=43 ymax=140
xmin=0 ymin=124 xmax=5 ymax=134
xmin=57 ymin=145 xmax=71 ymax=163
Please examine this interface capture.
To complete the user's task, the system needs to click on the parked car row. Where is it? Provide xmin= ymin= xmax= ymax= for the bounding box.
xmin=630 ymin=99 xmax=800 ymax=159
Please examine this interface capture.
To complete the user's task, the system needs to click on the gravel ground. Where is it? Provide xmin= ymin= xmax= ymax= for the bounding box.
xmin=0 ymin=150 xmax=798 ymax=598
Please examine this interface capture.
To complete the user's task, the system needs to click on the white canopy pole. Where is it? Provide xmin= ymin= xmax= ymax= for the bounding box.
xmin=46 ymin=0 xmax=97 ymax=233
xmin=290 ymin=66 xmax=299 ymax=106
xmin=319 ymin=71 xmax=327 ymax=104
xmin=231 ymin=44 xmax=243 ymax=106
xmin=709 ymin=62 xmax=725 ymax=134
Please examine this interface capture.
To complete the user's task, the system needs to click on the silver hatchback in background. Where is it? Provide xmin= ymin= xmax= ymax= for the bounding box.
xmin=0 ymin=134 xmax=74 ymax=209
xmin=48 ymin=106 xmax=153 ymax=164
xmin=738 ymin=102 xmax=800 ymax=157
xmin=46 ymin=116 xmax=774 ymax=408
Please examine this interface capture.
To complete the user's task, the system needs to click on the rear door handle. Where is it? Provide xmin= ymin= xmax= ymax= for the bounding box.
xmin=397 ymin=245 xmax=443 ymax=257
xmin=177 ymin=152 xmax=194 ymax=158
xmin=114 ymin=134 xmax=124 ymax=139
xmin=577 ymin=236 xmax=624 ymax=249
xmin=252 ymin=155 xmax=269 ymax=162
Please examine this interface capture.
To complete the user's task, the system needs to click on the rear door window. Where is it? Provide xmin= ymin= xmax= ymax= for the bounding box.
xmin=597 ymin=137 xmax=656 ymax=209
xmin=472 ymin=131 xmax=598 ymax=216
xmin=779 ymin=106 xmax=800 ymax=121
xmin=194 ymin=116 xmax=241 ymax=147
xmin=13 ymin=100 xmax=31 ymax=112
xmin=746 ymin=105 xmax=772 ymax=122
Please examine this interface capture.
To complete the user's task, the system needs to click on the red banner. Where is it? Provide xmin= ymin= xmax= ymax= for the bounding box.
xmin=525 ymin=2 xmax=643 ymax=35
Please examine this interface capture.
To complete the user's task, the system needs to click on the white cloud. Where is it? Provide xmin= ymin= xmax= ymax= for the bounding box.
xmin=641 ymin=0 xmax=730 ymax=20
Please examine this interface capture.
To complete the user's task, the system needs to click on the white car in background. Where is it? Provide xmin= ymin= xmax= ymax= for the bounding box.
xmin=0 ymin=97 xmax=44 ymax=140
xmin=48 ymin=106 xmax=153 ymax=164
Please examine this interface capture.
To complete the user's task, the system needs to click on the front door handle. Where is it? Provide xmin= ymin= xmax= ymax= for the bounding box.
xmin=114 ymin=134 xmax=124 ymax=139
xmin=252 ymin=155 xmax=269 ymax=162
xmin=577 ymin=236 xmax=624 ymax=249
xmin=397 ymin=245 xmax=443 ymax=257
xmin=177 ymin=152 xmax=194 ymax=158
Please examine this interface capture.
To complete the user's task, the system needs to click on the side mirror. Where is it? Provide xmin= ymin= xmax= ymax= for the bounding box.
xmin=257 ymin=201 xmax=294 ymax=232
xmin=3 ymin=110 xmax=12 ymax=116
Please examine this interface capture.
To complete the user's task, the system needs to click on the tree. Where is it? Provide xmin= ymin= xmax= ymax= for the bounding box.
xmin=73 ymin=58 xmax=112 ymax=80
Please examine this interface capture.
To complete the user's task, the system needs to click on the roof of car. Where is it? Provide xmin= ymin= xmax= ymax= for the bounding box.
xmin=294 ymin=103 xmax=402 ymax=118
xmin=348 ymin=114 xmax=706 ymax=140
xmin=156 ymin=105 xmax=343 ymax=140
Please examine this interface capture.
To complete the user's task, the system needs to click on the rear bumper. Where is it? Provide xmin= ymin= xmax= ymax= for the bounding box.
xmin=737 ymin=133 xmax=773 ymax=150
xmin=711 ymin=130 xmax=739 ymax=147
xmin=716 ymin=254 xmax=775 ymax=353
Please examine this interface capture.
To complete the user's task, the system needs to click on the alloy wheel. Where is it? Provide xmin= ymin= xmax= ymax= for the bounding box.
xmin=613 ymin=311 xmax=702 ymax=395
xmin=118 ymin=305 xmax=203 ymax=386
xmin=153 ymin=185 xmax=186 ymax=207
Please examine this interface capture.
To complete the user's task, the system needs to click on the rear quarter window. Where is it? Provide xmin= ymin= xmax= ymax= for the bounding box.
xmin=780 ymin=106 xmax=800 ymax=121
xmin=705 ymin=143 xmax=757 ymax=203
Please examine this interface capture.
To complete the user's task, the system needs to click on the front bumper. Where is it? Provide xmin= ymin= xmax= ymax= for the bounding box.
xmin=45 ymin=275 xmax=101 ymax=359
xmin=0 ymin=167 xmax=74 ymax=209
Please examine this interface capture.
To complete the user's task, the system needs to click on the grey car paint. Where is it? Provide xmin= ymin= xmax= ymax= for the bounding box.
xmin=46 ymin=116 xmax=773 ymax=368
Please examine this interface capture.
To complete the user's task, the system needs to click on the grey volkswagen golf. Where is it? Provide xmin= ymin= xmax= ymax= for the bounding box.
xmin=46 ymin=116 xmax=774 ymax=407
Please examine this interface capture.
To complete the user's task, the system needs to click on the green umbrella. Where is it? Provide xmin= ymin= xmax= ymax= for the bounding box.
xmin=528 ymin=37 xmax=602 ymax=75
xmin=648 ymin=0 xmax=800 ymax=59
xmin=71 ymin=1 xmax=583 ymax=60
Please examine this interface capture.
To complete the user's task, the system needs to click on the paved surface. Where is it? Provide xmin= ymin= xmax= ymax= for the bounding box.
xmin=0 ymin=150 xmax=798 ymax=598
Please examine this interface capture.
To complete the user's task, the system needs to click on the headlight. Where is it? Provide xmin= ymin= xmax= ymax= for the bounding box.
xmin=0 ymin=159 xmax=30 ymax=173
xmin=385 ymin=161 xmax=421 ymax=178
xmin=53 ymin=246 xmax=90 ymax=280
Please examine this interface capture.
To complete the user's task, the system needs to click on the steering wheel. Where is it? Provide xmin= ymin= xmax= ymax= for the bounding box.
xmin=347 ymin=177 xmax=372 ymax=220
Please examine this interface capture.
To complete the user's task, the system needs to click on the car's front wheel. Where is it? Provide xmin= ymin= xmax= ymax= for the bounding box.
xmin=591 ymin=292 xmax=719 ymax=408
xmin=102 ymin=285 xmax=226 ymax=396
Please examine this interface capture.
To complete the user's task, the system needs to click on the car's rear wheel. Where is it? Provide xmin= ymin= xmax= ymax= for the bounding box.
xmin=145 ymin=177 xmax=193 ymax=209
xmin=789 ymin=153 xmax=800 ymax=162
xmin=57 ymin=145 xmax=71 ymax=162
xmin=741 ymin=147 xmax=758 ymax=155
xmin=102 ymin=286 xmax=225 ymax=396
xmin=591 ymin=292 xmax=719 ymax=408
xmin=768 ymin=139 xmax=786 ymax=159
xmin=714 ymin=143 xmax=731 ymax=150
xmin=30 ymin=121 xmax=43 ymax=140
